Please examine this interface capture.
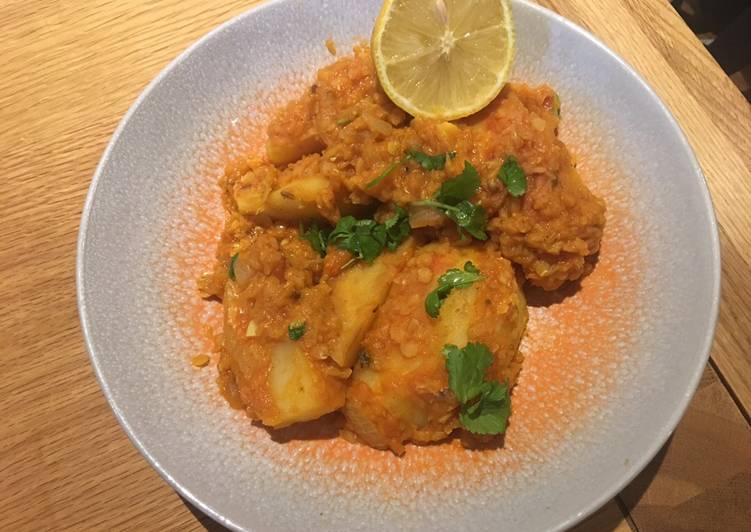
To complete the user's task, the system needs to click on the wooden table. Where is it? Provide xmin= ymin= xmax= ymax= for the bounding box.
xmin=2 ymin=1 xmax=749 ymax=530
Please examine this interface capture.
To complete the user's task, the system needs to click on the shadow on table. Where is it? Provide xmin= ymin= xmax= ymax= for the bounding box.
xmin=618 ymin=435 xmax=672 ymax=510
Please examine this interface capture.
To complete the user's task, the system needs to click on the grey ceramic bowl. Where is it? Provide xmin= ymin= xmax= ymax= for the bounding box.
xmin=77 ymin=0 xmax=720 ymax=530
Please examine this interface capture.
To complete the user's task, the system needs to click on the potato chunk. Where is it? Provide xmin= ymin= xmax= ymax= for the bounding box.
xmin=343 ymin=242 xmax=527 ymax=453
xmin=216 ymin=227 xmax=349 ymax=428
xmin=269 ymin=342 xmax=345 ymax=426
xmin=233 ymin=154 xmax=337 ymax=222
xmin=216 ymin=226 xmax=416 ymax=429
xmin=329 ymin=239 xmax=415 ymax=368
xmin=234 ymin=154 xmax=373 ymax=223
xmin=262 ymin=175 xmax=334 ymax=222
xmin=267 ymin=133 xmax=325 ymax=167
xmin=220 ymin=278 xmax=349 ymax=428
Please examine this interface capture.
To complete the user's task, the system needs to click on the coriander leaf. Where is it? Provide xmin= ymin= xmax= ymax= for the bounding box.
xmin=228 ymin=253 xmax=239 ymax=281
xmin=288 ymin=322 xmax=306 ymax=341
xmin=444 ymin=200 xmax=488 ymax=240
xmin=424 ymin=291 xmax=442 ymax=318
xmin=459 ymin=381 xmax=510 ymax=435
xmin=328 ymin=216 xmax=356 ymax=242
xmin=383 ymin=205 xmax=410 ymax=251
xmin=435 ymin=161 xmax=481 ymax=205
xmin=412 ymin=198 xmax=488 ymax=241
xmin=336 ymin=117 xmax=353 ymax=127
xmin=366 ymin=161 xmax=398 ymax=189
xmin=300 ymin=223 xmax=331 ymax=257
xmin=328 ymin=208 xmax=410 ymax=263
xmin=443 ymin=342 xmax=511 ymax=435
xmin=411 ymin=161 xmax=486 ymax=240
xmin=498 ymin=155 xmax=527 ymax=197
xmin=328 ymin=217 xmax=388 ymax=264
xmin=463 ymin=261 xmax=479 ymax=274
xmin=425 ymin=262 xmax=483 ymax=318
xmin=356 ymin=221 xmax=388 ymax=263
xmin=328 ymin=216 xmax=360 ymax=257
xmin=406 ymin=149 xmax=447 ymax=171
xmin=442 ymin=343 xmax=494 ymax=403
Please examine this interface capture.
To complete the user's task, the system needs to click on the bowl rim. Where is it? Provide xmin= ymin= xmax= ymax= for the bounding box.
xmin=76 ymin=0 xmax=722 ymax=530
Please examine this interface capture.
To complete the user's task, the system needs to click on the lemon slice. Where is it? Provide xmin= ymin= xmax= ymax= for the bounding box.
xmin=372 ymin=0 xmax=515 ymax=120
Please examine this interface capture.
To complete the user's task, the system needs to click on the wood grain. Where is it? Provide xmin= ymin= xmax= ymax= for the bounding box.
xmin=1 ymin=1 xmax=749 ymax=531
xmin=537 ymin=0 xmax=751 ymax=419
xmin=620 ymin=365 xmax=751 ymax=531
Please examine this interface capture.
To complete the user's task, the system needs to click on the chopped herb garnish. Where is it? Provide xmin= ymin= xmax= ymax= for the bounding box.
xmin=383 ymin=205 xmax=410 ymax=251
xmin=366 ymin=161 xmax=399 ymax=189
xmin=367 ymin=149 xmax=457 ymax=188
xmin=413 ymin=161 xmax=487 ymax=240
xmin=425 ymin=261 xmax=482 ymax=318
xmin=498 ymin=156 xmax=527 ymax=198
xmin=408 ymin=201 xmax=487 ymax=238
xmin=442 ymin=342 xmax=511 ymax=435
xmin=406 ymin=149 xmax=447 ymax=171
xmin=413 ymin=198 xmax=488 ymax=240
xmin=288 ymin=322 xmax=306 ymax=341
xmin=336 ymin=117 xmax=353 ymax=127
xmin=228 ymin=253 xmax=239 ymax=281
xmin=328 ymin=217 xmax=387 ymax=263
xmin=327 ymin=206 xmax=410 ymax=263
xmin=460 ymin=379 xmax=510 ymax=434
xmin=552 ymin=92 xmax=561 ymax=117
xmin=300 ymin=223 xmax=331 ymax=258
xmin=357 ymin=349 xmax=372 ymax=368
xmin=434 ymin=161 xmax=481 ymax=204
xmin=463 ymin=261 xmax=479 ymax=274
xmin=446 ymin=200 xmax=488 ymax=240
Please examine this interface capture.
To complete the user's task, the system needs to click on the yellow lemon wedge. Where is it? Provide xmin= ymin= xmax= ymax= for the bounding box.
xmin=372 ymin=0 xmax=515 ymax=120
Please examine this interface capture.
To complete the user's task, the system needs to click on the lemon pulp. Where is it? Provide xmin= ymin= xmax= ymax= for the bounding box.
xmin=372 ymin=0 xmax=515 ymax=120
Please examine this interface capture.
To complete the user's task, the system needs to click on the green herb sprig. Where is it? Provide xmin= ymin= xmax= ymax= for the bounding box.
xmin=288 ymin=322 xmax=306 ymax=341
xmin=406 ymin=149 xmax=448 ymax=171
xmin=301 ymin=206 xmax=410 ymax=263
xmin=299 ymin=223 xmax=331 ymax=258
xmin=328 ymin=217 xmax=386 ymax=263
xmin=382 ymin=205 xmax=410 ymax=250
xmin=498 ymin=155 xmax=527 ymax=197
xmin=366 ymin=148 xmax=457 ymax=189
xmin=366 ymin=161 xmax=399 ymax=189
xmin=329 ymin=206 xmax=410 ymax=262
xmin=414 ymin=161 xmax=488 ymax=240
xmin=228 ymin=253 xmax=239 ymax=281
xmin=442 ymin=342 xmax=511 ymax=435
xmin=424 ymin=262 xmax=482 ymax=318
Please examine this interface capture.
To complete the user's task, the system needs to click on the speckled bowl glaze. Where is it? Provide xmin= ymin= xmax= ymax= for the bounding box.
xmin=77 ymin=0 xmax=720 ymax=530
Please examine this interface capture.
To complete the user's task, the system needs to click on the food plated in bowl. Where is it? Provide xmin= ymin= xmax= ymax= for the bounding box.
xmin=77 ymin=0 xmax=720 ymax=530
xmin=205 ymin=38 xmax=606 ymax=452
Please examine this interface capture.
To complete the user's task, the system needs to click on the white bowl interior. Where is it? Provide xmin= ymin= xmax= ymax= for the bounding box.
xmin=78 ymin=1 xmax=719 ymax=530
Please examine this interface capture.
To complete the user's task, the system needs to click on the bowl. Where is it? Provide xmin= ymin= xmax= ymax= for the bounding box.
xmin=77 ymin=0 xmax=720 ymax=530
